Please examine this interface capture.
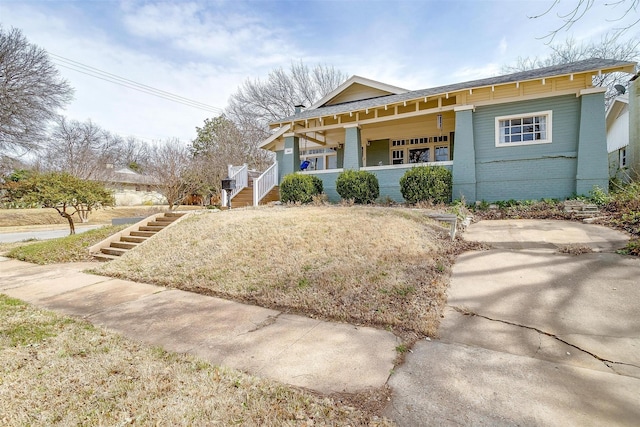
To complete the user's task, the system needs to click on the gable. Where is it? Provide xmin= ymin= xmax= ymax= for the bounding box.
xmin=324 ymin=83 xmax=399 ymax=106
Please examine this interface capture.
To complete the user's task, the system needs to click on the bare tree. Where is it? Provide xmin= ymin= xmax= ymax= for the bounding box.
xmin=0 ymin=27 xmax=73 ymax=155
xmin=38 ymin=116 xmax=121 ymax=180
xmin=118 ymin=136 xmax=151 ymax=172
xmin=503 ymin=34 xmax=639 ymax=105
xmin=530 ymin=0 xmax=640 ymax=43
xmin=148 ymin=139 xmax=198 ymax=209
xmin=226 ymin=61 xmax=348 ymax=130
xmin=189 ymin=115 xmax=272 ymax=203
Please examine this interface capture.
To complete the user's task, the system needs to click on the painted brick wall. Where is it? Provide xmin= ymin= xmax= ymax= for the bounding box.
xmin=472 ymin=95 xmax=582 ymax=201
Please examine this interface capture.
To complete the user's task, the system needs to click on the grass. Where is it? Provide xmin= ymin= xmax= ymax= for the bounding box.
xmin=0 ymin=295 xmax=392 ymax=425
xmin=0 ymin=205 xmax=203 ymax=228
xmin=5 ymin=225 xmax=126 ymax=264
xmin=94 ymin=205 xmax=470 ymax=338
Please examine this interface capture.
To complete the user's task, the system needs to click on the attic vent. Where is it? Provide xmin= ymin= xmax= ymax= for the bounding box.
xmin=294 ymin=104 xmax=306 ymax=114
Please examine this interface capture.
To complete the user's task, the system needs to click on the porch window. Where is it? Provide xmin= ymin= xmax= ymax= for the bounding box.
xmin=392 ymin=149 xmax=405 ymax=164
xmin=435 ymin=146 xmax=449 ymax=162
xmin=495 ymin=111 xmax=552 ymax=147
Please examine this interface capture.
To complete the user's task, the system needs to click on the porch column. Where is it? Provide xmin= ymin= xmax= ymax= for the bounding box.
xmin=343 ymin=124 xmax=362 ymax=170
xmin=452 ymin=106 xmax=476 ymax=202
xmin=281 ymin=133 xmax=300 ymax=178
xmin=576 ymin=88 xmax=608 ymax=195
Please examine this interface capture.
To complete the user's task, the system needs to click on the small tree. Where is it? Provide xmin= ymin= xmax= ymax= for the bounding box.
xmin=14 ymin=172 xmax=114 ymax=234
xmin=148 ymin=139 xmax=199 ymax=209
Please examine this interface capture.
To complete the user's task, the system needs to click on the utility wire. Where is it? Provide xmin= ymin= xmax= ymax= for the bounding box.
xmin=49 ymin=53 xmax=225 ymax=114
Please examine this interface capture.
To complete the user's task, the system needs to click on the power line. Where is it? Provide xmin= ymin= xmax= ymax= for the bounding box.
xmin=49 ymin=53 xmax=225 ymax=114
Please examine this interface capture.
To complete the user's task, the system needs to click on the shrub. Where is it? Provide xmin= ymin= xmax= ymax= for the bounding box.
xmin=335 ymin=170 xmax=379 ymax=204
xmin=400 ymin=166 xmax=452 ymax=204
xmin=280 ymin=173 xmax=323 ymax=204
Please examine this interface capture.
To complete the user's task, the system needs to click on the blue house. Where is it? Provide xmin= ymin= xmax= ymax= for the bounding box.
xmin=229 ymin=59 xmax=637 ymax=205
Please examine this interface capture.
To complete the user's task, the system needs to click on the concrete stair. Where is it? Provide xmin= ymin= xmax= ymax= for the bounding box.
xmin=91 ymin=212 xmax=187 ymax=261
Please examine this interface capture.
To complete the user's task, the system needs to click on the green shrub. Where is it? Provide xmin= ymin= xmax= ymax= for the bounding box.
xmin=280 ymin=173 xmax=323 ymax=204
xmin=336 ymin=170 xmax=379 ymax=204
xmin=399 ymin=166 xmax=452 ymax=204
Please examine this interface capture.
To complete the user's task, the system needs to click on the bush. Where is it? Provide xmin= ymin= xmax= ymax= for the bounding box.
xmin=335 ymin=170 xmax=379 ymax=204
xmin=400 ymin=166 xmax=452 ymax=204
xmin=280 ymin=173 xmax=323 ymax=204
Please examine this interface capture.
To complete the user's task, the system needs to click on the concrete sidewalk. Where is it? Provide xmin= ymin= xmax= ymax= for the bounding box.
xmin=385 ymin=219 xmax=640 ymax=426
xmin=0 ymin=257 xmax=398 ymax=395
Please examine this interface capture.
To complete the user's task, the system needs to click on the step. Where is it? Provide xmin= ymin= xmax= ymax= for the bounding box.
xmin=101 ymin=247 xmax=127 ymax=256
xmin=130 ymin=230 xmax=156 ymax=238
xmin=139 ymin=225 xmax=165 ymax=232
xmin=111 ymin=241 xmax=138 ymax=250
xmin=164 ymin=212 xmax=186 ymax=218
xmin=121 ymin=235 xmax=147 ymax=243
xmin=146 ymin=221 xmax=170 ymax=227
xmin=94 ymin=253 xmax=120 ymax=262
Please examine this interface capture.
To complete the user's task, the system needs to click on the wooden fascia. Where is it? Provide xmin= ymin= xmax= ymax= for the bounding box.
xmin=271 ymin=65 xmax=637 ymax=130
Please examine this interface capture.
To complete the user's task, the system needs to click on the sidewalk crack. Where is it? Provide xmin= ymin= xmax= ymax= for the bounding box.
xmin=451 ymin=306 xmax=640 ymax=373
xmin=245 ymin=313 xmax=282 ymax=334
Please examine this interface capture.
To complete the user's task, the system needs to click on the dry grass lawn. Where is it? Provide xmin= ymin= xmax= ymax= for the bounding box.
xmin=0 ymin=206 xmax=203 ymax=229
xmin=0 ymin=295 xmax=391 ymax=426
xmin=95 ymin=206 xmax=462 ymax=337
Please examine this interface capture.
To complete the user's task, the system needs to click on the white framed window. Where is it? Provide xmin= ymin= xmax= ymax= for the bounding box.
xmin=392 ymin=149 xmax=405 ymax=164
xmin=495 ymin=110 xmax=552 ymax=147
xmin=620 ymin=148 xmax=627 ymax=168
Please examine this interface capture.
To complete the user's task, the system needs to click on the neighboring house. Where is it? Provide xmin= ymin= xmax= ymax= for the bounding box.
xmin=102 ymin=166 xmax=166 ymax=206
xmin=606 ymin=94 xmax=630 ymax=181
xmin=256 ymin=58 xmax=637 ymax=203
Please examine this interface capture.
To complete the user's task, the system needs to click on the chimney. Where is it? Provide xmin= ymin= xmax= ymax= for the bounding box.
xmin=294 ymin=104 xmax=305 ymax=114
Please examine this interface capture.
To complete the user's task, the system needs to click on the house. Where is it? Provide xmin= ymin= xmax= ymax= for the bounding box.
xmin=102 ymin=166 xmax=166 ymax=206
xmin=606 ymin=93 xmax=630 ymax=181
xmin=231 ymin=58 xmax=637 ymax=205
xmin=606 ymin=72 xmax=640 ymax=183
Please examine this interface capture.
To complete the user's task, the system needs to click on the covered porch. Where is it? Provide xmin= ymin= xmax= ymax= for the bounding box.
xmin=269 ymin=108 xmax=459 ymax=202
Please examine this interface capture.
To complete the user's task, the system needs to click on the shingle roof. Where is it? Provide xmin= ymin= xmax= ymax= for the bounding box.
xmin=273 ymin=58 xmax=636 ymax=124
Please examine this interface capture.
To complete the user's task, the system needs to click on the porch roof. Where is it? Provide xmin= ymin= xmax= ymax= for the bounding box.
xmin=270 ymin=58 xmax=636 ymax=126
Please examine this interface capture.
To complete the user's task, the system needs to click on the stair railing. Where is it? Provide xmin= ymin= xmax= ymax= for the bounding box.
xmin=253 ymin=162 xmax=278 ymax=206
xmin=222 ymin=164 xmax=248 ymax=206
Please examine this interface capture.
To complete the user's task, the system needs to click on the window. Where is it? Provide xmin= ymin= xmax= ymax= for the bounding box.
xmin=392 ymin=149 xmax=405 ymax=164
xmin=409 ymin=148 xmax=430 ymax=163
xmin=435 ymin=146 xmax=449 ymax=162
xmin=620 ymin=148 xmax=627 ymax=168
xmin=495 ymin=111 xmax=552 ymax=147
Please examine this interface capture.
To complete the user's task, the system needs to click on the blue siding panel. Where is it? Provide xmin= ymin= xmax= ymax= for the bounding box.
xmin=472 ymin=95 xmax=581 ymax=201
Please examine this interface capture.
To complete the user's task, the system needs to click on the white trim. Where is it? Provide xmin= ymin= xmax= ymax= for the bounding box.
xmin=362 ymin=161 xmax=453 ymax=172
xmin=309 ymin=75 xmax=409 ymax=110
xmin=454 ymin=105 xmax=475 ymax=112
xmin=495 ymin=110 xmax=553 ymax=147
xmin=283 ymin=132 xmax=295 ymax=138
xmin=301 ymin=168 xmax=344 ymax=175
xmin=578 ymin=87 xmax=607 ymax=96
xmin=259 ymin=124 xmax=291 ymax=149
xmin=343 ymin=123 xmax=360 ymax=129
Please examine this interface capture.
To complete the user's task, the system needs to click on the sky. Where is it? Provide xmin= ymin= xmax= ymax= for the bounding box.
xmin=1 ymin=0 xmax=638 ymax=144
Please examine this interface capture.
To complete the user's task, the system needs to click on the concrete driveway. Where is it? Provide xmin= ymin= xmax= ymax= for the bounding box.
xmin=385 ymin=219 xmax=640 ymax=426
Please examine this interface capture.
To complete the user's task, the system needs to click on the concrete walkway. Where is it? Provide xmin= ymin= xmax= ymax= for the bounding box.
xmin=385 ymin=219 xmax=640 ymax=426
xmin=0 ymin=258 xmax=398 ymax=395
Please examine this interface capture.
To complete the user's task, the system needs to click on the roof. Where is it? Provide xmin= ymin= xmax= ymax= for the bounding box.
xmin=272 ymin=58 xmax=637 ymax=124
xmin=308 ymin=75 xmax=409 ymax=109
xmin=103 ymin=167 xmax=156 ymax=185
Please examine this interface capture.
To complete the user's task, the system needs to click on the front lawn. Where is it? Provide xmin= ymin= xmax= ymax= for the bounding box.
xmin=94 ymin=206 xmax=470 ymax=338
